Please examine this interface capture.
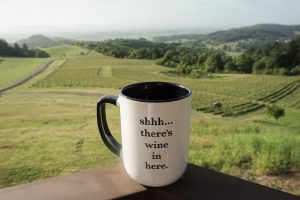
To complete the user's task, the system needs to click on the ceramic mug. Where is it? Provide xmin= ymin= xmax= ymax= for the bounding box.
xmin=97 ymin=82 xmax=192 ymax=187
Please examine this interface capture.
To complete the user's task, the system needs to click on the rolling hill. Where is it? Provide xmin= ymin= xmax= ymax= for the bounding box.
xmin=17 ymin=34 xmax=74 ymax=48
xmin=153 ymin=24 xmax=300 ymax=45
xmin=207 ymin=24 xmax=300 ymax=43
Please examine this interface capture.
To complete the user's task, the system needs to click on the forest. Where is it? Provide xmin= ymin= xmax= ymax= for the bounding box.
xmin=88 ymin=36 xmax=300 ymax=76
xmin=0 ymin=39 xmax=49 ymax=58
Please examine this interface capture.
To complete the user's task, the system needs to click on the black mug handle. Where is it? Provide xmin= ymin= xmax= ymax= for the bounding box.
xmin=97 ymin=95 xmax=121 ymax=156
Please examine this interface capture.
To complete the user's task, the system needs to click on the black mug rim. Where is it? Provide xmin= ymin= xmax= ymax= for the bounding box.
xmin=120 ymin=82 xmax=192 ymax=102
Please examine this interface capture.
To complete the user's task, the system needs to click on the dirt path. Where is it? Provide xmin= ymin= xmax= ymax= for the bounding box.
xmin=25 ymin=91 xmax=103 ymax=97
xmin=5 ymin=91 xmax=104 ymax=98
xmin=0 ymin=60 xmax=54 ymax=94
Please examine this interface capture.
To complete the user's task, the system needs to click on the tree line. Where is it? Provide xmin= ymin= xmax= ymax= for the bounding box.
xmin=87 ymin=38 xmax=172 ymax=60
xmin=0 ymin=39 xmax=49 ymax=58
xmin=88 ymin=36 xmax=300 ymax=76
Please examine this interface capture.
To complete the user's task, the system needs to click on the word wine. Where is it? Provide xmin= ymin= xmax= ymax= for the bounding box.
xmin=145 ymin=141 xmax=168 ymax=149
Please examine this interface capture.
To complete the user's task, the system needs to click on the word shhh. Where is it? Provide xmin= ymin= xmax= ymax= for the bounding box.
xmin=140 ymin=117 xmax=173 ymax=126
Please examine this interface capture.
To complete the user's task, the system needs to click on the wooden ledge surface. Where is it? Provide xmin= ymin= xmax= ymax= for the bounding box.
xmin=0 ymin=163 xmax=299 ymax=200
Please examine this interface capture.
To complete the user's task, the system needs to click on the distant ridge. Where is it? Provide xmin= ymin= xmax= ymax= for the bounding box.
xmin=17 ymin=34 xmax=75 ymax=48
xmin=208 ymin=24 xmax=300 ymax=42
xmin=153 ymin=24 xmax=300 ymax=43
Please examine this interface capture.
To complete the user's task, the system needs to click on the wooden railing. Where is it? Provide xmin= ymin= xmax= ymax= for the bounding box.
xmin=0 ymin=163 xmax=298 ymax=200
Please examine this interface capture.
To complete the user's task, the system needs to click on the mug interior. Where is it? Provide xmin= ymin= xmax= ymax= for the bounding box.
xmin=120 ymin=82 xmax=191 ymax=102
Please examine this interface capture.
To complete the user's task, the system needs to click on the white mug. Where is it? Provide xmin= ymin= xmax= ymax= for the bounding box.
xmin=97 ymin=82 xmax=192 ymax=187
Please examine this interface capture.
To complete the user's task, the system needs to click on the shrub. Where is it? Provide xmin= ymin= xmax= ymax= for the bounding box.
xmin=266 ymin=105 xmax=285 ymax=122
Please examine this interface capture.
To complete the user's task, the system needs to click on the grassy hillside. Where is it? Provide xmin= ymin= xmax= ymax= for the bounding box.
xmin=0 ymin=58 xmax=50 ymax=88
xmin=41 ymin=45 xmax=88 ymax=58
xmin=0 ymin=92 xmax=120 ymax=188
xmin=32 ymin=52 xmax=170 ymax=87
xmin=33 ymin=52 xmax=300 ymax=113
xmin=0 ymin=45 xmax=87 ymax=89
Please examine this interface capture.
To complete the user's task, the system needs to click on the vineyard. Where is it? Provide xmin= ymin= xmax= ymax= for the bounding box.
xmin=199 ymin=80 xmax=300 ymax=116
xmin=33 ymin=52 xmax=300 ymax=116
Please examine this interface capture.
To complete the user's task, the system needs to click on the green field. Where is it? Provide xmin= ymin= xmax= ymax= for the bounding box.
xmin=33 ymin=52 xmax=171 ymax=88
xmin=0 ymin=58 xmax=50 ymax=88
xmin=41 ymin=45 xmax=89 ymax=58
xmin=0 ymin=93 xmax=120 ymax=187
xmin=33 ymin=52 xmax=300 ymax=114
xmin=0 ymin=47 xmax=300 ymax=195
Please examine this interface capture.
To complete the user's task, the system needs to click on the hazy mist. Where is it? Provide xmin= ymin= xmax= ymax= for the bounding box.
xmin=1 ymin=0 xmax=300 ymax=42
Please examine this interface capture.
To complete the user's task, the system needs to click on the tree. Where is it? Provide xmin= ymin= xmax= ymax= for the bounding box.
xmin=0 ymin=39 xmax=10 ymax=56
xmin=287 ymin=36 xmax=300 ymax=66
xmin=253 ymin=59 xmax=266 ymax=73
xmin=266 ymin=105 xmax=285 ymax=122
xmin=224 ymin=61 xmax=237 ymax=72
xmin=22 ymin=44 xmax=28 ymax=51
xmin=235 ymin=53 xmax=253 ymax=73
xmin=205 ymin=53 xmax=224 ymax=73
xmin=0 ymin=39 xmax=48 ymax=58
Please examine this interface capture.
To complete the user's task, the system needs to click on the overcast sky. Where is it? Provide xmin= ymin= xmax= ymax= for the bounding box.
xmin=1 ymin=0 xmax=299 ymax=30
